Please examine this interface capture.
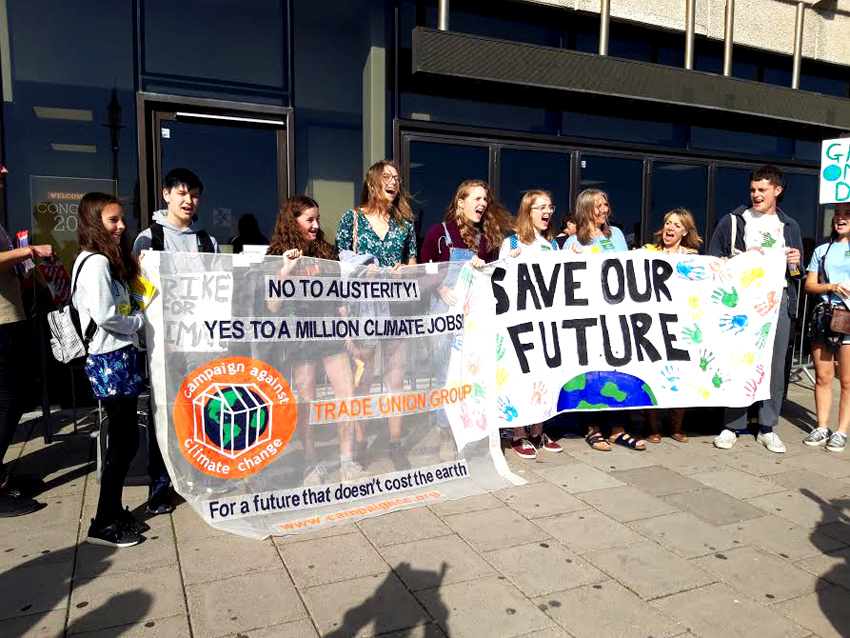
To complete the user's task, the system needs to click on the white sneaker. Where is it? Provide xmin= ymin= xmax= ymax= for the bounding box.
xmin=340 ymin=460 xmax=368 ymax=481
xmin=803 ymin=427 xmax=830 ymax=447
xmin=714 ymin=429 xmax=737 ymax=450
xmin=303 ymin=464 xmax=328 ymax=487
xmin=826 ymin=432 xmax=847 ymax=453
xmin=757 ymin=431 xmax=786 ymax=454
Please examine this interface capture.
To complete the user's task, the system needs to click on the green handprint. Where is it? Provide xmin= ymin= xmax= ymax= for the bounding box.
xmin=711 ymin=286 xmax=739 ymax=308
xmin=496 ymin=334 xmax=505 ymax=361
xmin=472 ymin=382 xmax=486 ymax=402
xmin=711 ymin=369 xmax=730 ymax=389
xmin=761 ymin=231 xmax=777 ymax=248
xmin=459 ymin=265 xmax=474 ymax=285
xmin=682 ymin=324 xmax=703 ymax=344
xmin=756 ymin=322 xmax=772 ymax=350
xmin=699 ymin=349 xmax=715 ymax=372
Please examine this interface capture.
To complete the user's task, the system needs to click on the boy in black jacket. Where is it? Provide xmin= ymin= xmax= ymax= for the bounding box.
xmin=708 ymin=165 xmax=803 ymax=454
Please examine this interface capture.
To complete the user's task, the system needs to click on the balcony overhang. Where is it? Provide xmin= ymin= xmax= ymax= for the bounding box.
xmin=411 ymin=27 xmax=850 ymax=131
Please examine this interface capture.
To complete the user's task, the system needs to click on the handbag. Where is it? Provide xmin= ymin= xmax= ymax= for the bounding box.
xmin=46 ymin=253 xmax=97 ymax=364
xmin=818 ymin=242 xmax=850 ymax=335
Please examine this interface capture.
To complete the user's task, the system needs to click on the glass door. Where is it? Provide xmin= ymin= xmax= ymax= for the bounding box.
xmin=650 ymin=162 xmax=709 ymax=251
xmin=405 ymin=139 xmax=490 ymax=241
xmin=498 ymin=147 xmax=570 ymax=229
xmin=578 ymin=154 xmax=644 ymax=248
xmin=139 ymin=94 xmax=292 ymax=251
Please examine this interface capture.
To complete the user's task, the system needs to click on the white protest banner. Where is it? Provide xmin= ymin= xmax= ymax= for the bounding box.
xmin=143 ymin=250 xmax=785 ymax=538
xmin=143 ymin=253 xmax=519 ymax=539
xmin=820 ymin=137 xmax=850 ymax=204
xmin=452 ymin=249 xmax=785 ymax=437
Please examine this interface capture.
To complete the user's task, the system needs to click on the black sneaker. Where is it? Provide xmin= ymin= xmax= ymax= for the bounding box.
xmin=117 ymin=507 xmax=150 ymax=534
xmin=388 ymin=441 xmax=410 ymax=471
xmin=0 ymin=492 xmax=40 ymax=518
xmin=85 ymin=520 xmax=141 ymax=548
xmin=146 ymin=487 xmax=174 ymax=516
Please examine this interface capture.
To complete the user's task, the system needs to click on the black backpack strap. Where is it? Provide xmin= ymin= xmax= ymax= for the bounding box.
xmin=71 ymin=253 xmax=99 ymax=343
xmin=149 ymin=222 xmax=165 ymax=251
xmin=196 ymin=229 xmax=215 ymax=253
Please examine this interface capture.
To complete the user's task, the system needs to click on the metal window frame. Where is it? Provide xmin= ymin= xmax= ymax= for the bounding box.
xmin=136 ymin=92 xmax=294 ymax=229
xmin=395 ymin=118 xmax=822 ymax=244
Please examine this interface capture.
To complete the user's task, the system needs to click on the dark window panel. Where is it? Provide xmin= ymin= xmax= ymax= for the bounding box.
xmin=579 ymin=155 xmax=643 ymax=248
xmin=143 ymin=0 xmax=286 ymax=90
xmin=650 ymin=163 xmax=709 ymax=251
xmin=407 ymin=141 xmax=490 ymax=238
xmin=691 ymin=127 xmax=794 ymax=159
xmin=499 ymin=149 xmax=570 ymax=226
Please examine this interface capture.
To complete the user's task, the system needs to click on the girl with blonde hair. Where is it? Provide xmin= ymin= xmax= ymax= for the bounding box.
xmin=497 ymin=190 xmax=563 ymax=458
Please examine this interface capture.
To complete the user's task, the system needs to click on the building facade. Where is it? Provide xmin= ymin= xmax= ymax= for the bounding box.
xmin=1 ymin=0 xmax=848 ymax=268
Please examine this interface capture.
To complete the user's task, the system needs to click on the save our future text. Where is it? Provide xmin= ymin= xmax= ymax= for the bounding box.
xmin=491 ymin=256 xmax=691 ymax=373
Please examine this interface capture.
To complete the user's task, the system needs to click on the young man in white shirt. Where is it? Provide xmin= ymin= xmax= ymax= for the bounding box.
xmin=708 ymin=165 xmax=803 ymax=453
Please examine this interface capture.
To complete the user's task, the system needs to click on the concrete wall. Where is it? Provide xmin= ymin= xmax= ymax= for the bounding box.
xmin=526 ymin=0 xmax=850 ymax=69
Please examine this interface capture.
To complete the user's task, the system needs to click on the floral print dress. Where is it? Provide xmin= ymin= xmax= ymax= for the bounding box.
xmin=336 ymin=209 xmax=417 ymax=267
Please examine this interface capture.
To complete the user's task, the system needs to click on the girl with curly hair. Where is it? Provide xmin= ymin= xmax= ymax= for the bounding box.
xmin=267 ymin=196 xmax=364 ymax=483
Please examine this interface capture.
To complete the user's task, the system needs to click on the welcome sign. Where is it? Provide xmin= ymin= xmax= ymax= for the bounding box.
xmin=820 ymin=137 xmax=850 ymax=204
xmin=143 ymin=249 xmax=785 ymax=539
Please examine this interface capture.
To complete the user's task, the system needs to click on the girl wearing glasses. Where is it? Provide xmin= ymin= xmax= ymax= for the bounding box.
xmin=567 ymin=189 xmax=646 ymax=452
xmin=498 ymin=190 xmax=564 ymax=459
xmin=336 ymin=161 xmax=417 ymax=469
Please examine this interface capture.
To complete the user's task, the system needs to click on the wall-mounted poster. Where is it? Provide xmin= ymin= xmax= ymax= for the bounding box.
xmin=31 ymin=176 xmax=116 ymax=276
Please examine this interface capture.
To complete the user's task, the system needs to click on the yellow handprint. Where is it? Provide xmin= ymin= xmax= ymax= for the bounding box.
xmin=688 ymin=383 xmax=711 ymax=400
xmin=464 ymin=318 xmax=482 ymax=337
xmin=688 ymin=297 xmax=704 ymax=321
xmin=731 ymin=352 xmax=755 ymax=365
xmin=589 ymin=245 xmax=601 ymax=254
xmin=495 ymin=366 xmax=508 ymax=390
xmin=740 ymin=267 xmax=764 ymax=289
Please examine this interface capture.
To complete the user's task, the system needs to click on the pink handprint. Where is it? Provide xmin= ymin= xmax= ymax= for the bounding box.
xmin=466 ymin=356 xmax=482 ymax=376
xmin=755 ymin=364 xmax=765 ymax=384
xmin=460 ymin=405 xmax=473 ymax=429
xmin=463 ymin=289 xmax=478 ymax=317
xmin=745 ymin=379 xmax=758 ymax=400
xmin=710 ymin=260 xmax=732 ymax=282
xmin=530 ymin=381 xmax=548 ymax=406
xmin=755 ymin=291 xmax=778 ymax=317
xmin=475 ymin=410 xmax=487 ymax=430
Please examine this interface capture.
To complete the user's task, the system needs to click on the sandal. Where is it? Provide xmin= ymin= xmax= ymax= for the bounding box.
xmin=647 ymin=433 xmax=662 ymax=443
xmin=671 ymin=431 xmax=689 ymax=443
xmin=610 ymin=432 xmax=646 ymax=451
xmin=586 ymin=432 xmax=611 ymax=452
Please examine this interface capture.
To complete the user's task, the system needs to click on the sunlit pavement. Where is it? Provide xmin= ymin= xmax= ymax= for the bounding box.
xmin=1 ymin=380 xmax=848 ymax=638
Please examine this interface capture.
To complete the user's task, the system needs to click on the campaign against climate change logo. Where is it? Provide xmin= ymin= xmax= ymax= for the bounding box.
xmin=173 ymin=357 xmax=297 ymax=479
xmin=820 ymin=138 xmax=850 ymax=204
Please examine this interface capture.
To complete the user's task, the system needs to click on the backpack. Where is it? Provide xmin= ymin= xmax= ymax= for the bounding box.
xmin=149 ymin=222 xmax=215 ymax=253
xmin=46 ymin=253 xmax=97 ymax=364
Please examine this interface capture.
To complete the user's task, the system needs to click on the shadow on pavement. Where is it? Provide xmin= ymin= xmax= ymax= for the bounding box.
xmin=0 ymin=543 xmax=151 ymax=637
xmin=781 ymin=399 xmax=819 ymax=434
xmin=325 ymin=561 xmax=449 ymax=638
xmin=802 ymin=489 xmax=850 ymax=638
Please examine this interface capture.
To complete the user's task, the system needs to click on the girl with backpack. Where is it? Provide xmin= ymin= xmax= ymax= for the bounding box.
xmin=74 ymin=193 xmax=147 ymax=547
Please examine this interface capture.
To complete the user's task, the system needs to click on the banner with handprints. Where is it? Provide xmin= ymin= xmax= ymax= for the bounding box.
xmin=450 ymin=249 xmax=785 ymax=438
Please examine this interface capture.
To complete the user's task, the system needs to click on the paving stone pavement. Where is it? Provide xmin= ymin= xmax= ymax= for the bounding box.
xmin=1 ymin=382 xmax=849 ymax=637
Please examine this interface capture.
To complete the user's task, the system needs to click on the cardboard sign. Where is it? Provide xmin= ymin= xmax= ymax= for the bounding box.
xmin=820 ymin=138 xmax=850 ymax=204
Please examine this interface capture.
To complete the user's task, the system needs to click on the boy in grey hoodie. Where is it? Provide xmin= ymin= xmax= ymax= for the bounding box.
xmin=133 ymin=168 xmax=219 ymax=515
xmin=133 ymin=168 xmax=218 ymax=255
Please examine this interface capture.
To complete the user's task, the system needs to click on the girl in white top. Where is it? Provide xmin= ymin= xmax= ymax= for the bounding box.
xmin=498 ymin=190 xmax=563 ymax=459
xmin=73 ymin=193 xmax=147 ymax=548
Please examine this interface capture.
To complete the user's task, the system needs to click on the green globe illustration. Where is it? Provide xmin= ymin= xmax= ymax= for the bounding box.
xmin=203 ymin=386 xmax=269 ymax=451
xmin=557 ymin=371 xmax=657 ymax=410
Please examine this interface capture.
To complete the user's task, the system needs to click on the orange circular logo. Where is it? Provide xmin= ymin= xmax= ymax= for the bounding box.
xmin=173 ymin=357 xmax=297 ymax=479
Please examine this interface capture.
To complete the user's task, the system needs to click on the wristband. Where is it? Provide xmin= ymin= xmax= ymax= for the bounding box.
xmin=28 ymin=245 xmax=36 ymax=259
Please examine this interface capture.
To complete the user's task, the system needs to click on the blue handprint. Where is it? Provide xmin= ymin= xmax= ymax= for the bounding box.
xmin=676 ymin=259 xmax=708 ymax=281
xmin=661 ymin=365 xmax=681 ymax=392
xmin=719 ymin=313 xmax=749 ymax=335
xmin=497 ymin=396 xmax=518 ymax=422
xmin=451 ymin=334 xmax=464 ymax=352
